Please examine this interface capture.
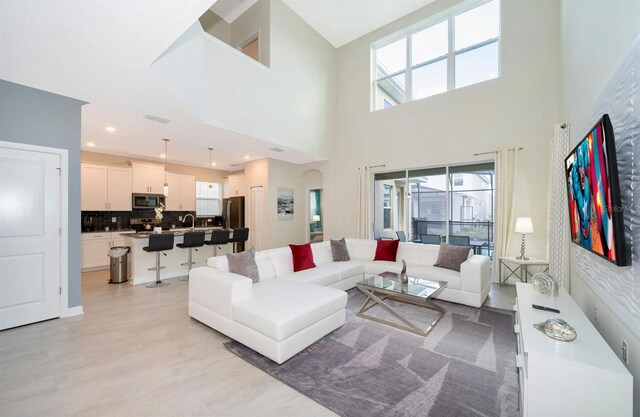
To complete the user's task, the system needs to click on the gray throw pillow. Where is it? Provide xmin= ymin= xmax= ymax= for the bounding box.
xmin=433 ymin=243 xmax=472 ymax=272
xmin=227 ymin=248 xmax=260 ymax=283
xmin=330 ymin=238 xmax=351 ymax=262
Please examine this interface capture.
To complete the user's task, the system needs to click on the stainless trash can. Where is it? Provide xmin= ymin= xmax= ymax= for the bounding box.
xmin=109 ymin=246 xmax=129 ymax=284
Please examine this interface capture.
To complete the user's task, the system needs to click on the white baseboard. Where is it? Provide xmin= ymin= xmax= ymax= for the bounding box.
xmin=61 ymin=305 xmax=84 ymax=318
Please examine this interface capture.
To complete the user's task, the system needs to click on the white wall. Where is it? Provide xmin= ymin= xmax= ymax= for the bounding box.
xmin=560 ymin=1 xmax=640 ymax=414
xmin=242 ymin=158 xmax=327 ymax=249
xmin=267 ymin=159 xmax=325 ymax=248
xmin=199 ymin=10 xmax=231 ymax=44
xmin=324 ymin=0 xmax=561 ymax=260
xmin=0 ymin=80 xmax=85 ymax=308
xmin=151 ymin=0 xmax=336 ymax=158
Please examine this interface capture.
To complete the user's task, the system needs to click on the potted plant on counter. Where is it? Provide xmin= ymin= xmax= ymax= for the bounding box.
xmin=154 ymin=203 xmax=164 ymax=233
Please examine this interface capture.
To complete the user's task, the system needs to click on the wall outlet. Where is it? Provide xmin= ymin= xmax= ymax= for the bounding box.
xmin=111 ymin=217 xmax=116 ymax=223
xmin=622 ymin=340 xmax=629 ymax=365
xmin=594 ymin=306 xmax=599 ymax=324
xmin=207 ymin=218 xmax=212 ymax=223
xmin=179 ymin=216 xmax=183 ymax=221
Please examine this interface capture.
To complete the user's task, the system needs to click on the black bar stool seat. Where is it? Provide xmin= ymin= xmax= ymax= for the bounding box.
xmin=229 ymin=228 xmax=249 ymax=253
xmin=143 ymin=233 xmax=174 ymax=288
xmin=177 ymin=231 xmax=205 ymax=281
xmin=205 ymin=229 xmax=231 ymax=256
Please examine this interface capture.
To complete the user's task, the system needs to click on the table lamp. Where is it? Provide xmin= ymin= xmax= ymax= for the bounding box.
xmin=312 ymin=214 xmax=321 ymax=231
xmin=515 ymin=217 xmax=533 ymax=260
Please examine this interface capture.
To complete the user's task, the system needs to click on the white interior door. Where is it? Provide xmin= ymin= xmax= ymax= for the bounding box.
xmin=250 ymin=186 xmax=265 ymax=250
xmin=0 ymin=147 xmax=61 ymax=330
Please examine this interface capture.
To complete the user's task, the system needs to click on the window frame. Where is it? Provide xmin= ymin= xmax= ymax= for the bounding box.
xmin=195 ymin=181 xmax=222 ymax=216
xmin=373 ymin=161 xmax=495 ymax=256
xmin=371 ymin=0 xmax=500 ymax=111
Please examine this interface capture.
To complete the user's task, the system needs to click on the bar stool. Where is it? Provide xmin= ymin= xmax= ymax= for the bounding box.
xmin=205 ymin=229 xmax=231 ymax=256
xmin=143 ymin=233 xmax=174 ymax=288
xmin=229 ymin=228 xmax=249 ymax=253
xmin=177 ymin=231 xmax=205 ymax=281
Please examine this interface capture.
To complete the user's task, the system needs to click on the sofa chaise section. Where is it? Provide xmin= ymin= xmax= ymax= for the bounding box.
xmin=188 ymin=266 xmax=347 ymax=364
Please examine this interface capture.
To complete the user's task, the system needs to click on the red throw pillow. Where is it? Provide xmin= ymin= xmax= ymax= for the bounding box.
xmin=289 ymin=243 xmax=316 ymax=272
xmin=374 ymin=239 xmax=400 ymax=261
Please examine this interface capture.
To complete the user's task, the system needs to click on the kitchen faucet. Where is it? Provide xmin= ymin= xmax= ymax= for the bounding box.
xmin=183 ymin=213 xmax=195 ymax=230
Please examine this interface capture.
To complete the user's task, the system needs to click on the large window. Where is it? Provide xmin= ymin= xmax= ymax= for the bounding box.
xmin=374 ymin=162 xmax=495 ymax=257
xmin=195 ymin=181 xmax=222 ymax=216
xmin=373 ymin=0 xmax=500 ymax=110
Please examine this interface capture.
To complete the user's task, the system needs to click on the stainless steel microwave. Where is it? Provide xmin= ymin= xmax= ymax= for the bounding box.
xmin=132 ymin=193 xmax=165 ymax=209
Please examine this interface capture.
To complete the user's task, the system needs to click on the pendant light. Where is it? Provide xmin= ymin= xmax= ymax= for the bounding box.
xmin=163 ymin=138 xmax=170 ymax=196
xmin=208 ymin=148 xmax=215 ymax=193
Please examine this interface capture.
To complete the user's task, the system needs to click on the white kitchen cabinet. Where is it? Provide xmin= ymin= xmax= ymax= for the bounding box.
xmin=165 ymin=172 xmax=196 ymax=211
xmin=82 ymin=232 xmax=128 ymax=270
xmin=227 ymin=174 xmax=245 ymax=197
xmin=82 ymin=233 xmax=111 ymax=269
xmin=81 ymin=164 xmax=108 ymax=211
xmin=180 ymin=174 xmax=196 ymax=211
xmin=130 ymin=162 xmax=165 ymax=194
xmin=107 ymin=166 xmax=132 ymax=210
xmin=81 ymin=163 xmax=132 ymax=211
xmin=165 ymin=173 xmax=181 ymax=211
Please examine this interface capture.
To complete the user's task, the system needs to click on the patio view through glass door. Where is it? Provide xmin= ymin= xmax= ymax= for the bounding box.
xmin=373 ymin=163 xmax=494 ymax=257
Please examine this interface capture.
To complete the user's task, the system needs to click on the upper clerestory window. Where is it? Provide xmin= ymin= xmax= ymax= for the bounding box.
xmin=372 ymin=0 xmax=500 ymax=111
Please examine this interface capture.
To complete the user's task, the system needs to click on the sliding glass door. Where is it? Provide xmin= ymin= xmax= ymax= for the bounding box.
xmin=408 ymin=167 xmax=447 ymax=242
xmin=373 ymin=162 xmax=495 ymax=257
xmin=448 ymin=164 xmax=494 ymax=256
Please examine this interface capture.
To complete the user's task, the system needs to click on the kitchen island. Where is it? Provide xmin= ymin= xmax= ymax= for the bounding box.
xmin=122 ymin=228 xmax=233 ymax=285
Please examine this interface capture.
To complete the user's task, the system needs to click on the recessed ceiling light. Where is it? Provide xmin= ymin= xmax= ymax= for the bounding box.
xmin=211 ymin=162 xmax=217 ymax=167
xmin=105 ymin=126 xmax=116 ymax=133
xmin=86 ymin=142 xmax=95 ymax=147
xmin=160 ymin=153 xmax=166 ymax=158
xmin=243 ymin=155 xmax=250 ymax=160
xmin=270 ymin=147 xmax=284 ymax=152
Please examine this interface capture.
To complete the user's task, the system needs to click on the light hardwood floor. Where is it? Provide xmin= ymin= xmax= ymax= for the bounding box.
xmin=0 ymin=271 xmax=516 ymax=417
xmin=0 ymin=271 xmax=337 ymax=417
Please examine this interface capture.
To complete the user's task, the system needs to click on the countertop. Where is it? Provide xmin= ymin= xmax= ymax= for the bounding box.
xmin=122 ymin=226 xmax=224 ymax=239
xmin=82 ymin=229 xmax=135 ymax=234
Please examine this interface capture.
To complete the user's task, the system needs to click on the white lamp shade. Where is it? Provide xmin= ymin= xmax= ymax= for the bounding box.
xmin=515 ymin=217 xmax=533 ymax=234
xmin=312 ymin=215 xmax=321 ymax=222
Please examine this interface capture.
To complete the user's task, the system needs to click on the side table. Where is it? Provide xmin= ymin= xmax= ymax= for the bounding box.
xmin=499 ymin=256 xmax=549 ymax=285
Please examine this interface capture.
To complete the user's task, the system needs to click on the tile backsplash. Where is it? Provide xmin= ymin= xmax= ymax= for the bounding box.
xmin=82 ymin=210 xmax=196 ymax=231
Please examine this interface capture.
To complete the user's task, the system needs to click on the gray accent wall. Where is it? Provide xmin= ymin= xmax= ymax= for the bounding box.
xmin=0 ymin=79 xmax=85 ymax=308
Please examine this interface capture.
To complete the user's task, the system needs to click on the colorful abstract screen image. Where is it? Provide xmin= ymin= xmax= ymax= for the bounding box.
xmin=565 ymin=114 xmax=628 ymax=266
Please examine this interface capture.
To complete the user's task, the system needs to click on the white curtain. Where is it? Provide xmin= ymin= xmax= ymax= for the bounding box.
xmin=357 ymin=167 xmax=371 ymax=239
xmin=493 ymin=148 xmax=518 ymax=282
xmin=546 ymin=125 xmax=571 ymax=289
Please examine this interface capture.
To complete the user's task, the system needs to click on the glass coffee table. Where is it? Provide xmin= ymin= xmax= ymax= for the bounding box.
xmin=355 ymin=272 xmax=447 ymax=337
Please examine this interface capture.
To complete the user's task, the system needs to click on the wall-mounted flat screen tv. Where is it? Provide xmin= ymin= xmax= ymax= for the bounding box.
xmin=565 ymin=114 xmax=629 ymax=266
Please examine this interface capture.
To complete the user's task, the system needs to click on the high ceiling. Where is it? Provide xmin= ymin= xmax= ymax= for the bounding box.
xmin=281 ymin=0 xmax=437 ymax=47
xmin=0 ymin=0 xmax=435 ymax=169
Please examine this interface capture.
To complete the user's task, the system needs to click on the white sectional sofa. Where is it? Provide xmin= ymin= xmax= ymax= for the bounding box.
xmin=188 ymin=238 xmax=490 ymax=364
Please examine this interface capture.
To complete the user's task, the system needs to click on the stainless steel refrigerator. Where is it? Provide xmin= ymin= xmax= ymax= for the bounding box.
xmin=223 ymin=196 xmax=245 ymax=251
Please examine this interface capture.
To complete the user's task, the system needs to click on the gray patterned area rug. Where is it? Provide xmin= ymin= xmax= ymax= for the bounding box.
xmin=225 ymin=289 xmax=519 ymax=417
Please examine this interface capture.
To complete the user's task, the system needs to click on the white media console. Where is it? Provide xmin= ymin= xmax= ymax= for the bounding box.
xmin=514 ymin=283 xmax=632 ymax=417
